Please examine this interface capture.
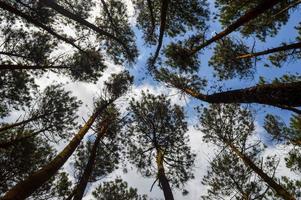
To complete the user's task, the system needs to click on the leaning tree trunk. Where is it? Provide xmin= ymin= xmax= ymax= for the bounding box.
xmin=227 ymin=142 xmax=296 ymax=200
xmin=191 ymin=0 xmax=282 ymax=54
xmin=176 ymin=81 xmax=301 ymax=108
xmin=156 ymin=149 xmax=174 ymax=200
xmin=236 ymin=41 xmax=301 ymax=59
xmin=1 ymin=100 xmax=113 ymax=200
xmin=0 ymin=1 xmax=83 ymax=52
xmin=72 ymin=121 xmax=108 ymax=200
xmin=0 ymin=64 xmax=69 ymax=70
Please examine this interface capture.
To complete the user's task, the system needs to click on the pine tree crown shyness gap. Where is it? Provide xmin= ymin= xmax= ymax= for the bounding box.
xmin=0 ymin=0 xmax=301 ymax=199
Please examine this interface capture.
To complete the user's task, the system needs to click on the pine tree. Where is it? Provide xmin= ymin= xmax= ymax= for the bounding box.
xmin=0 ymin=84 xmax=82 ymax=147
xmin=1 ymin=71 xmax=133 ymax=200
xmin=199 ymin=104 xmax=296 ymax=199
xmin=70 ymin=105 xmax=122 ymax=200
xmin=126 ymin=92 xmax=195 ymax=200
xmin=92 ymin=178 xmax=147 ymax=200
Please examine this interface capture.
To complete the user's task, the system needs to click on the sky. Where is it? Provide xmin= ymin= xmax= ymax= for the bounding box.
xmin=1 ymin=0 xmax=301 ymax=199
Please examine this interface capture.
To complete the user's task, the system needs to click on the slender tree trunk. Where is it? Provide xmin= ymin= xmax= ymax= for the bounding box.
xmin=148 ymin=0 xmax=169 ymax=71
xmin=1 ymin=100 xmax=113 ymax=200
xmin=72 ymin=121 xmax=108 ymax=200
xmin=191 ymin=0 xmax=282 ymax=54
xmin=227 ymin=142 xmax=296 ymax=200
xmin=0 ymin=1 xmax=83 ymax=52
xmin=173 ymin=81 xmax=301 ymax=107
xmin=0 ymin=52 xmax=28 ymax=59
xmin=0 ymin=112 xmax=51 ymax=133
xmin=40 ymin=0 xmax=132 ymax=58
xmin=0 ymin=64 xmax=69 ymax=70
xmin=237 ymin=42 xmax=301 ymax=59
xmin=156 ymin=149 xmax=174 ymax=200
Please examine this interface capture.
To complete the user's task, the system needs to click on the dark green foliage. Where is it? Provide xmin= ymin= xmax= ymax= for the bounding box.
xmin=155 ymin=68 xmax=207 ymax=92
xmin=264 ymin=114 xmax=301 ymax=173
xmin=96 ymin=0 xmax=138 ymax=64
xmin=1 ymin=1 xmax=56 ymax=24
xmin=32 ymin=84 xmax=82 ymax=140
xmin=0 ymin=70 xmax=37 ymax=118
xmin=268 ymin=176 xmax=301 ymax=198
xmin=264 ymin=114 xmax=301 ymax=144
xmin=163 ymin=41 xmax=200 ymax=73
xmin=73 ymin=139 xmax=119 ymax=182
xmin=104 ymin=70 xmax=134 ymax=99
xmin=49 ymin=172 xmax=73 ymax=199
xmin=208 ymin=37 xmax=253 ymax=80
xmin=73 ymin=104 xmax=122 ymax=183
xmin=0 ymin=29 xmax=56 ymax=66
xmin=215 ymin=0 xmax=299 ymax=41
xmin=0 ymin=84 xmax=81 ymax=143
xmin=127 ymin=92 xmax=195 ymax=189
xmin=199 ymin=104 xmax=298 ymax=199
xmin=202 ymin=151 xmax=276 ymax=199
xmin=66 ymin=50 xmax=106 ymax=83
xmin=0 ymin=132 xmax=54 ymax=197
xmin=265 ymin=22 xmax=301 ymax=68
xmin=134 ymin=0 xmax=209 ymax=44
xmin=57 ymin=0 xmax=95 ymax=19
xmin=92 ymin=178 xmax=147 ymax=200
xmin=199 ymin=104 xmax=255 ymax=148
xmin=285 ymin=148 xmax=301 ymax=172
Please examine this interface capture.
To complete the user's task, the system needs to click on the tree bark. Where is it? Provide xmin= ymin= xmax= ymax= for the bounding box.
xmin=40 ymin=0 xmax=132 ymax=59
xmin=72 ymin=121 xmax=108 ymax=200
xmin=227 ymin=142 xmax=296 ymax=200
xmin=148 ymin=0 xmax=169 ymax=71
xmin=0 ymin=1 xmax=83 ymax=52
xmin=1 ymin=100 xmax=113 ymax=200
xmin=0 ymin=64 xmax=69 ymax=70
xmin=156 ymin=149 xmax=174 ymax=200
xmin=191 ymin=0 xmax=282 ymax=54
xmin=0 ymin=112 xmax=51 ymax=133
xmin=174 ymin=81 xmax=301 ymax=108
xmin=237 ymin=42 xmax=301 ymax=59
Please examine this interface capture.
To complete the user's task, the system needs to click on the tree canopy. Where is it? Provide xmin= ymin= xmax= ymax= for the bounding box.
xmin=0 ymin=0 xmax=301 ymax=199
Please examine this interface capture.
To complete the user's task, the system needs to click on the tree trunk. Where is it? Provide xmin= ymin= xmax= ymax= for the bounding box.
xmin=237 ymin=42 xmax=301 ymax=59
xmin=72 ymin=121 xmax=108 ymax=200
xmin=191 ymin=0 xmax=282 ymax=54
xmin=40 ymin=0 xmax=132 ymax=58
xmin=156 ymin=149 xmax=174 ymax=200
xmin=0 ymin=52 xmax=28 ymax=59
xmin=0 ymin=112 xmax=51 ymax=133
xmin=0 ymin=1 xmax=83 ymax=52
xmin=0 ymin=64 xmax=69 ymax=70
xmin=176 ymin=81 xmax=301 ymax=108
xmin=228 ymin=142 xmax=296 ymax=200
xmin=1 ymin=100 xmax=113 ymax=200
xmin=149 ymin=0 xmax=169 ymax=71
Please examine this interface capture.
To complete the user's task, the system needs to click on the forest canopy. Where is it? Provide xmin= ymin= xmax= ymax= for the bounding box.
xmin=0 ymin=0 xmax=301 ymax=199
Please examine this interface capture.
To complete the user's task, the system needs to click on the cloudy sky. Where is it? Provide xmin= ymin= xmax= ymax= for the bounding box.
xmin=2 ymin=0 xmax=301 ymax=199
